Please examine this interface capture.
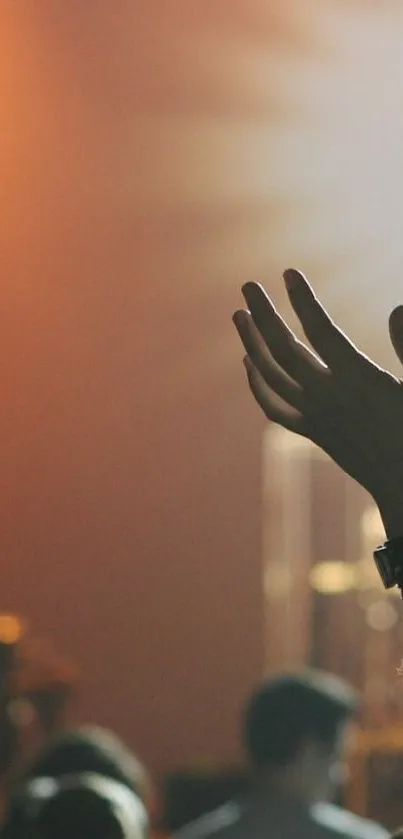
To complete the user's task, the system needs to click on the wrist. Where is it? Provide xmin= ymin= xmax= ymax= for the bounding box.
xmin=375 ymin=495 xmax=403 ymax=540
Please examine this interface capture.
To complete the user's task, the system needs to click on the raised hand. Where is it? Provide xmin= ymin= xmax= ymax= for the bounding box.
xmin=233 ymin=269 xmax=403 ymax=538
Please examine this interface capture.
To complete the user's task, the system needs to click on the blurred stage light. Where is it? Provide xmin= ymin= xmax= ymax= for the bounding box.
xmin=310 ymin=560 xmax=356 ymax=594
xmin=365 ymin=600 xmax=398 ymax=632
xmin=0 ymin=614 xmax=24 ymax=645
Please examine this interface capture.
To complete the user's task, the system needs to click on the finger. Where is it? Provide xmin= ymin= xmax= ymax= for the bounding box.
xmin=233 ymin=310 xmax=305 ymax=410
xmin=241 ymin=282 xmax=326 ymax=388
xmin=243 ymin=356 xmax=307 ymax=435
xmin=389 ymin=305 xmax=403 ymax=366
xmin=283 ymin=269 xmax=362 ymax=370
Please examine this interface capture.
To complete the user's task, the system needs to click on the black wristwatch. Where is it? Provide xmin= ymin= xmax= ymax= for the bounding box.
xmin=374 ymin=537 xmax=403 ymax=596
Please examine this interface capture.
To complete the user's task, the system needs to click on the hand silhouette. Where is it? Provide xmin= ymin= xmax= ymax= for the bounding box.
xmin=233 ymin=269 xmax=403 ymax=538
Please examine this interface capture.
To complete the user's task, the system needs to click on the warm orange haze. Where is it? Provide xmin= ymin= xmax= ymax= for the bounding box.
xmin=0 ymin=0 xmax=403 ymax=794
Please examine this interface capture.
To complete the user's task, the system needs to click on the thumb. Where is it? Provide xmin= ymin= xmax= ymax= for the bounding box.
xmin=389 ymin=305 xmax=403 ymax=366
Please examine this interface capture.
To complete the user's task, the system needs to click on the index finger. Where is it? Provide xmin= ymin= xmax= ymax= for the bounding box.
xmin=241 ymin=281 xmax=327 ymax=388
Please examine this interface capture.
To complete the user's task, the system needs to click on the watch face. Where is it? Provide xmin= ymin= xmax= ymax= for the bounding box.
xmin=374 ymin=549 xmax=396 ymax=589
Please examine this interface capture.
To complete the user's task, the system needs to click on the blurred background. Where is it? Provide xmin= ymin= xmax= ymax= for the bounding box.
xmin=1 ymin=0 xmax=403 ymax=828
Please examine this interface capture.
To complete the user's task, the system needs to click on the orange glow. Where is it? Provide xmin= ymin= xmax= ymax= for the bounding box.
xmin=0 ymin=615 xmax=23 ymax=645
xmin=1 ymin=1 xmax=403 ymax=774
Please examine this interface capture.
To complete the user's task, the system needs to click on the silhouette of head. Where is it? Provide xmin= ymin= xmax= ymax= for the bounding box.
xmin=2 ymin=772 xmax=148 ymax=839
xmin=243 ymin=670 xmax=357 ymax=804
xmin=21 ymin=725 xmax=148 ymax=801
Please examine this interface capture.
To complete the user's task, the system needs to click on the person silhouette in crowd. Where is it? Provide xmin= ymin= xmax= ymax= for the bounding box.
xmin=0 ymin=771 xmax=148 ymax=839
xmin=3 ymin=725 xmax=152 ymax=832
xmin=177 ymin=671 xmax=388 ymax=839
xmin=14 ymin=724 xmax=149 ymax=802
